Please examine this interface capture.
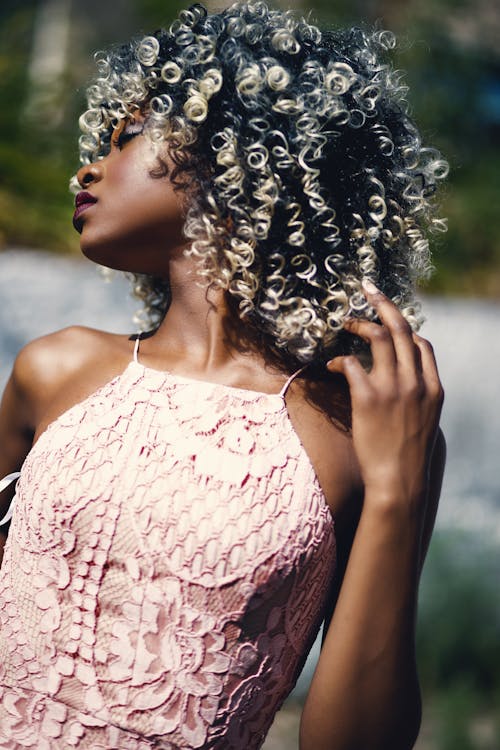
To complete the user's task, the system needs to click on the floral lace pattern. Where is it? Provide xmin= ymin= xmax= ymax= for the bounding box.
xmin=0 ymin=360 xmax=336 ymax=749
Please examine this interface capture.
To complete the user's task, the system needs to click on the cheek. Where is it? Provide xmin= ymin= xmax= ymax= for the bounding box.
xmin=79 ymin=144 xmax=187 ymax=272
xmin=142 ymin=187 xmax=185 ymax=237
xmin=132 ymin=157 xmax=184 ymax=225
xmin=112 ymin=166 xmax=182 ymax=231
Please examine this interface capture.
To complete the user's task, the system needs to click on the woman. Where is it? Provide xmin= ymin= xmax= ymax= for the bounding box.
xmin=0 ymin=2 xmax=447 ymax=748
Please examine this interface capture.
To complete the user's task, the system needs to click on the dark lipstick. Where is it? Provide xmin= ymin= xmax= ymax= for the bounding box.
xmin=73 ymin=191 xmax=97 ymax=230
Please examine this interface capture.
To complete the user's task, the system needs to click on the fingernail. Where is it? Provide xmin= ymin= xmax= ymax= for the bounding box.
xmin=361 ymin=278 xmax=378 ymax=294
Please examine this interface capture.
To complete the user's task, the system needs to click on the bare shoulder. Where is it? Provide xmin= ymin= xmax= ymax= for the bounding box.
xmin=285 ymin=370 xmax=363 ymax=525
xmin=14 ymin=326 xmax=127 ymax=397
xmin=13 ymin=326 xmax=133 ymax=435
xmin=0 ymin=326 xmax=133 ymax=541
xmin=286 ymin=368 xmax=446 ymax=529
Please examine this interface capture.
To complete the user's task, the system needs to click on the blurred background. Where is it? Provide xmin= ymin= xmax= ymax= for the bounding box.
xmin=0 ymin=1 xmax=499 ymax=748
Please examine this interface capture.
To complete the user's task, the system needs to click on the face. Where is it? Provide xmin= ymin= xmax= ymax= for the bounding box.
xmin=74 ymin=115 xmax=186 ymax=275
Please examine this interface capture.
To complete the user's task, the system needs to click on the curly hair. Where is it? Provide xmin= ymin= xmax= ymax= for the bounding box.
xmin=73 ymin=0 xmax=448 ymax=364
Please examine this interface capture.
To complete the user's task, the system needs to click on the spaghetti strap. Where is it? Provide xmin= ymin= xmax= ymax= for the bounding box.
xmin=133 ymin=334 xmax=141 ymax=363
xmin=0 ymin=472 xmax=21 ymax=526
xmin=133 ymin=332 xmax=304 ymax=398
xmin=279 ymin=365 xmax=307 ymax=398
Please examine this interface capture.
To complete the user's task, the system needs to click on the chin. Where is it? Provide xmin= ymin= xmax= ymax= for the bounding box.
xmin=80 ymin=241 xmax=167 ymax=277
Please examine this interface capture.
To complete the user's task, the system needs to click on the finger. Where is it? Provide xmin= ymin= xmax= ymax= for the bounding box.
xmin=360 ymin=279 xmax=421 ymax=372
xmin=410 ymin=334 xmax=423 ymax=375
xmin=343 ymin=318 xmax=397 ymax=374
xmin=326 ymin=354 xmax=367 ymax=386
xmin=412 ymin=335 xmax=443 ymax=397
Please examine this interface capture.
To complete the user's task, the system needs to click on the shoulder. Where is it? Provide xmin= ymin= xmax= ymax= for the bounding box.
xmin=12 ymin=326 xmax=133 ymax=427
xmin=13 ymin=325 xmax=124 ymax=390
xmin=286 ymin=369 xmax=363 ymax=524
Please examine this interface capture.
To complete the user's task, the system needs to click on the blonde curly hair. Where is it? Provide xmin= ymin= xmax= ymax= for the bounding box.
xmin=73 ymin=1 xmax=448 ymax=364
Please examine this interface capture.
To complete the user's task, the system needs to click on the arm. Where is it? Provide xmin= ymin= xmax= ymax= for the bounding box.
xmin=300 ymin=282 xmax=445 ymax=750
xmin=0 ymin=350 xmax=37 ymax=563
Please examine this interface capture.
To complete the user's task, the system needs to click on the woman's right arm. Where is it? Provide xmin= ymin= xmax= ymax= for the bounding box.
xmin=0 ymin=348 xmax=38 ymax=563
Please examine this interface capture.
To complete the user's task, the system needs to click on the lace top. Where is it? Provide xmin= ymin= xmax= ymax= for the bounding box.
xmin=0 ymin=338 xmax=336 ymax=750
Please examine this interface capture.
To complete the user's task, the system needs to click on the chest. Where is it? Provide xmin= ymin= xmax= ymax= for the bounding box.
xmin=16 ymin=367 xmax=337 ymax=587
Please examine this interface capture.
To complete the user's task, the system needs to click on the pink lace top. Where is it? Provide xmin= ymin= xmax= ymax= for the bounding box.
xmin=0 ymin=337 xmax=336 ymax=749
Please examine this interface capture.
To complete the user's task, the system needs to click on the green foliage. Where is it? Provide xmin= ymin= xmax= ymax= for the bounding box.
xmin=417 ymin=530 xmax=500 ymax=696
xmin=133 ymin=0 xmax=186 ymax=28
xmin=429 ymin=151 xmax=500 ymax=297
xmin=433 ymin=681 xmax=479 ymax=750
xmin=416 ymin=530 xmax=500 ymax=749
xmin=0 ymin=0 xmax=499 ymax=293
xmin=0 ymin=1 xmax=80 ymax=252
xmin=392 ymin=29 xmax=500 ymax=297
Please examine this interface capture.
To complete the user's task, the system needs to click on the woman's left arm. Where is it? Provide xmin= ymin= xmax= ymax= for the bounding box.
xmin=300 ymin=281 xmax=446 ymax=750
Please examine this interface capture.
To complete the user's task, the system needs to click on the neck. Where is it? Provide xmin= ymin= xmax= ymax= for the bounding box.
xmin=151 ymin=254 xmax=241 ymax=372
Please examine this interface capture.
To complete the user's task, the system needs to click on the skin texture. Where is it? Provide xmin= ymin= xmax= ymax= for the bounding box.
xmin=300 ymin=282 xmax=445 ymax=750
xmin=0 ymin=120 xmax=446 ymax=749
xmin=75 ymin=116 xmax=186 ymax=274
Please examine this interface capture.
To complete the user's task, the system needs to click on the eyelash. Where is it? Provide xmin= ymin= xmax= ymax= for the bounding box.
xmin=113 ymin=125 xmax=144 ymax=149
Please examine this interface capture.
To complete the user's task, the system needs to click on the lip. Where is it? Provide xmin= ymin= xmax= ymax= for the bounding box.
xmin=73 ymin=191 xmax=97 ymax=230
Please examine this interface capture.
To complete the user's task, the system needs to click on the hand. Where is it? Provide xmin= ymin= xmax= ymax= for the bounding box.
xmin=327 ymin=280 xmax=444 ymax=510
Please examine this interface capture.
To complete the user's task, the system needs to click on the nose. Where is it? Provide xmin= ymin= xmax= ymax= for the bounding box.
xmin=76 ymin=162 xmax=103 ymax=189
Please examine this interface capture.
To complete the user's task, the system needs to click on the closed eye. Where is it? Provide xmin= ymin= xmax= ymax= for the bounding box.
xmin=112 ymin=122 xmax=144 ymax=150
